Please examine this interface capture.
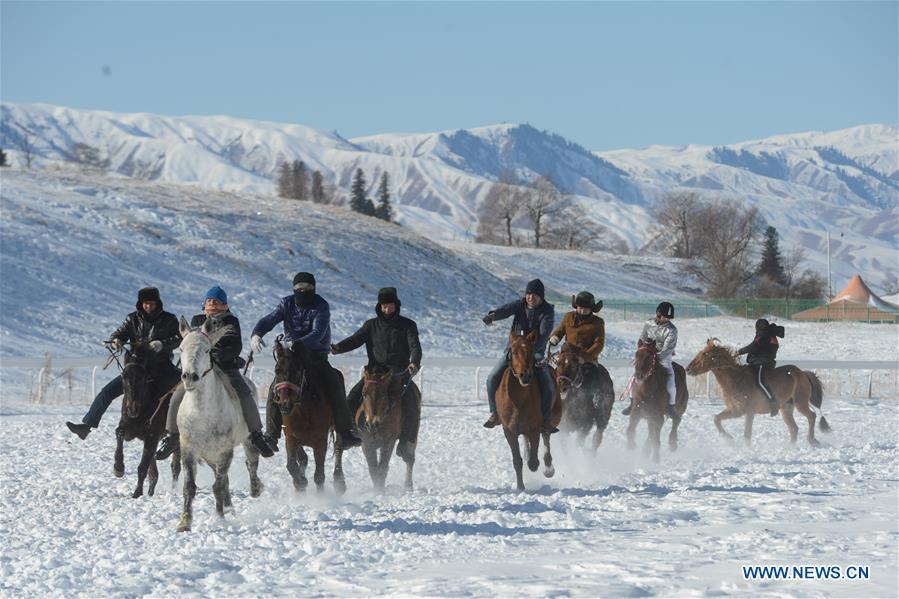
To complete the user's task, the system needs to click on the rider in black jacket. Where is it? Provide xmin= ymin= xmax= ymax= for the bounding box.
xmin=737 ymin=318 xmax=783 ymax=416
xmin=66 ymin=287 xmax=181 ymax=439
xmin=331 ymin=287 xmax=422 ymax=459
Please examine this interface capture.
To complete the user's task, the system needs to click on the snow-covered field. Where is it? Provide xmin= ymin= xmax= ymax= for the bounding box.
xmin=2 ymin=320 xmax=897 ymax=597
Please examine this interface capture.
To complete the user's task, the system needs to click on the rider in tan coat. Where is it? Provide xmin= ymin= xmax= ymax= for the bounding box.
xmin=549 ymin=292 xmax=605 ymax=361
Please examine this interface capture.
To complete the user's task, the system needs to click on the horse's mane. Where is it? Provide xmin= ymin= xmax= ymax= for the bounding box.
xmin=705 ymin=340 xmax=740 ymax=368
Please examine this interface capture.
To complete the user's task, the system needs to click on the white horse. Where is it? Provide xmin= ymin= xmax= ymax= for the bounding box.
xmin=176 ymin=316 xmax=263 ymax=532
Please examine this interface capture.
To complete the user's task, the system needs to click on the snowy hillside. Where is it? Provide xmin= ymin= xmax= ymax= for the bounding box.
xmin=0 ymin=168 xmax=692 ymax=361
xmin=2 ymin=102 xmax=896 ymax=287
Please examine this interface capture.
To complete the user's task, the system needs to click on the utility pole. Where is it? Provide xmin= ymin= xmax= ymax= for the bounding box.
xmin=826 ymin=230 xmax=832 ymax=299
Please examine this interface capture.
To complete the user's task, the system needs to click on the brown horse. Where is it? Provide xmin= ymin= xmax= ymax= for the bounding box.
xmin=115 ymin=342 xmax=181 ymax=498
xmin=355 ymin=367 xmax=421 ymax=491
xmin=272 ymin=341 xmax=346 ymax=494
xmin=553 ymin=345 xmax=615 ymax=450
xmin=685 ymin=339 xmax=830 ymax=446
xmin=626 ymin=339 xmax=689 ymax=463
xmin=495 ymin=330 xmax=562 ymax=490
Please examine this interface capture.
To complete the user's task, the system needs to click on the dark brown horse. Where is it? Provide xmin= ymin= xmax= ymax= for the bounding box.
xmin=115 ymin=342 xmax=180 ymax=498
xmin=626 ymin=339 xmax=689 ymax=463
xmin=355 ymin=367 xmax=421 ymax=491
xmin=685 ymin=339 xmax=830 ymax=446
xmin=272 ymin=341 xmax=346 ymax=494
xmin=495 ymin=331 xmax=561 ymax=490
xmin=553 ymin=345 xmax=615 ymax=450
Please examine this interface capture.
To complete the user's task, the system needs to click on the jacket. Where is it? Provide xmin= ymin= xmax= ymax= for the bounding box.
xmin=110 ymin=301 xmax=181 ymax=365
xmin=252 ymin=294 xmax=331 ymax=353
xmin=191 ymin=311 xmax=243 ymax=370
xmin=639 ymin=318 xmax=678 ymax=362
xmin=491 ymin=298 xmax=555 ymax=357
xmin=332 ymin=302 xmax=422 ymax=371
xmin=737 ymin=327 xmax=780 ymax=366
xmin=551 ymin=311 xmax=605 ymax=361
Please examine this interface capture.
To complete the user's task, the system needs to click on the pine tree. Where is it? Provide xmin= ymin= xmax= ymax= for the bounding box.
xmin=758 ymin=226 xmax=786 ymax=284
xmin=291 ymin=160 xmax=308 ymax=200
xmin=350 ymin=168 xmax=371 ymax=214
xmin=374 ymin=172 xmax=393 ymax=221
xmin=311 ymin=170 xmax=325 ymax=203
xmin=0 ymin=149 xmax=8 ymax=167
xmin=276 ymin=161 xmax=293 ymax=198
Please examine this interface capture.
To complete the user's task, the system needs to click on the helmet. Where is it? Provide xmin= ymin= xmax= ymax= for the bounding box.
xmin=656 ymin=301 xmax=674 ymax=319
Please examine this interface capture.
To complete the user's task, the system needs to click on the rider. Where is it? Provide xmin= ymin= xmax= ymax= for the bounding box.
xmin=331 ymin=287 xmax=422 ymax=460
xmin=481 ymin=278 xmax=558 ymax=434
xmin=622 ymin=301 xmax=679 ymax=419
xmin=155 ymin=286 xmax=275 ymax=460
xmin=66 ymin=287 xmax=181 ymax=439
xmin=250 ymin=272 xmax=362 ymax=450
xmin=736 ymin=318 xmax=783 ymax=416
xmin=548 ymin=291 xmax=605 ymax=396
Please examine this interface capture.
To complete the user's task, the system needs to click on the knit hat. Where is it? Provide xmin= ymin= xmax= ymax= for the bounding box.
xmin=292 ymin=272 xmax=316 ymax=290
xmin=377 ymin=287 xmax=399 ymax=304
xmin=525 ymin=279 xmax=545 ymax=300
xmin=137 ymin=287 xmax=161 ymax=303
xmin=755 ymin=318 xmax=769 ymax=332
xmin=572 ymin=291 xmax=603 ymax=313
xmin=205 ymin=286 xmax=228 ymax=304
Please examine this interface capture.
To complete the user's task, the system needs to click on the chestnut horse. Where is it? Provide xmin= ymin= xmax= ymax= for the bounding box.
xmin=626 ymin=339 xmax=689 ymax=463
xmin=553 ymin=345 xmax=615 ymax=450
xmin=272 ymin=340 xmax=346 ymax=494
xmin=495 ymin=330 xmax=562 ymax=490
xmin=685 ymin=339 xmax=830 ymax=446
xmin=355 ymin=367 xmax=421 ymax=491
xmin=115 ymin=342 xmax=181 ymax=498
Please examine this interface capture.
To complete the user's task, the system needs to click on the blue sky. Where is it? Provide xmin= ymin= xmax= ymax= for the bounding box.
xmin=2 ymin=1 xmax=896 ymax=150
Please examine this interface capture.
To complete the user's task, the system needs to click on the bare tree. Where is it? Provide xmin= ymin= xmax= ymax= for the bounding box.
xmin=545 ymin=205 xmax=591 ymax=250
xmin=651 ymin=191 xmax=707 ymax=259
xmin=523 ymin=174 xmax=561 ymax=248
xmin=476 ymin=171 xmax=522 ymax=246
xmin=70 ymin=142 xmax=107 ymax=172
xmin=12 ymin=126 xmax=36 ymax=168
xmin=683 ymin=200 xmax=762 ymax=297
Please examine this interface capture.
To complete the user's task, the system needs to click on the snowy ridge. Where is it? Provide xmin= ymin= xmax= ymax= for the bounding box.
xmin=2 ymin=102 xmax=896 ymax=287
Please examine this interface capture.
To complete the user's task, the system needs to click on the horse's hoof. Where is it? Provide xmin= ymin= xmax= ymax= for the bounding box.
xmin=250 ymin=482 xmax=263 ymax=498
xmin=626 ymin=441 xmax=636 ymax=451
xmin=669 ymin=442 xmax=678 ymax=452
xmin=334 ymin=479 xmax=347 ymax=495
xmin=809 ymin=439 xmax=821 ymax=448
xmin=114 ymin=465 xmax=125 ymax=478
xmin=177 ymin=516 xmax=191 ymax=532
xmin=543 ymin=466 xmax=555 ymax=478
xmin=131 ymin=489 xmax=143 ymax=499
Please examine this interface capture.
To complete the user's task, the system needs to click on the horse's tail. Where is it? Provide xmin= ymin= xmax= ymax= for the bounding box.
xmin=805 ymin=371 xmax=831 ymax=433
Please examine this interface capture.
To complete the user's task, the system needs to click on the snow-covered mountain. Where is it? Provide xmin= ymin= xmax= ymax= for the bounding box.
xmin=2 ymin=102 xmax=896 ymax=287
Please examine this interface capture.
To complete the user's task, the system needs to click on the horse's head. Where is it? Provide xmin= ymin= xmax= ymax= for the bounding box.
xmin=555 ymin=345 xmax=584 ymax=398
xmin=685 ymin=338 xmax=738 ymax=375
xmin=272 ymin=340 xmax=307 ymax=415
xmin=360 ymin=367 xmax=393 ymax=428
xmin=121 ymin=342 xmax=152 ymax=419
xmin=508 ymin=330 xmax=537 ymax=386
xmin=178 ymin=316 xmax=228 ymax=392
xmin=634 ymin=339 xmax=659 ymax=382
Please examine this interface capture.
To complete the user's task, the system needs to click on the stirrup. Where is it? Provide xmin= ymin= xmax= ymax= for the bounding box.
xmin=621 ymin=405 xmax=632 ymax=416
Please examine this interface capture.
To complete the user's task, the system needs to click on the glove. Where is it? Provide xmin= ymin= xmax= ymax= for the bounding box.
xmin=148 ymin=340 xmax=163 ymax=352
xmin=407 ymin=363 xmax=419 ymax=377
xmin=549 ymin=336 xmax=560 ymax=347
xmin=482 ymin=313 xmax=495 ymax=326
xmin=106 ymin=338 xmax=123 ymax=351
xmin=330 ymin=343 xmax=339 ymax=354
xmin=250 ymin=335 xmax=265 ymax=354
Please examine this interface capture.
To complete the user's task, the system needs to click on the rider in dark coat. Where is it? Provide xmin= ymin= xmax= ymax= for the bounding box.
xmin=155 ymin=286 xmax=274 ymax=459
xmin=251 ymin=272 xmax=362 ymax=450
xmin=66 ymin=287 xmax=181 ymax=439
xmin=331 ymin=287 xmax=422 ymax=459
xmin=737 ymin=318 xmax=783 ymax=416
xmin=481 ymin=278 xmax=558 ymax=433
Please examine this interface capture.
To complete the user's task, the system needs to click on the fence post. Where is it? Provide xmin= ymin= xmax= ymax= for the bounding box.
xmin=419 ymin=368 xmax=425 ymax=404
xmin=706 ymin=372 xmax=711 ymax=399
xmin=623 ymin=303 xmax=627 ymax=321
xmin=91 ymin=366 xmax=98 ymax=403
xmin=36 ymin=367 xmax=46 ymax=404
xmin=475 ymin=366 xmax=482 ymax=402
xmin=867 ymin=371 xmax=873 ymax=399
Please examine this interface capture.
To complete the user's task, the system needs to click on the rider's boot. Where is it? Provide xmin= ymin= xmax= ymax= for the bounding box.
xmin=66 ymin=421 xmax=91 ymax=440
xmin=248 ymin=431 xmax=275 ymax=457
xmin=482 ymin=412 xmax=500 ymax=428
xmin=339 ymin=429 xmax=363 ymax=449
xmin=621 ymin=403 xmax=633 ymax=416
xmin=155 ymin=432 xmax=179 ymax=460
xmin=768 ymin=398 xmax=779 ymax=417
xmin=541 ymin=418 xmax=559 ymax=434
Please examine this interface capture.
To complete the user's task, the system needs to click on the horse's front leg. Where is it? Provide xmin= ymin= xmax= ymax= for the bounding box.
xmin=525 ymin=432 xmax=540 ymax=473
xmin=362 ymin=439 xmax=381 ymax=490
xmin=148 ymin=457 xmax=159 ymax=496
xmin=177 ymin=454 xmax=197 ymax=532
xmin=649 ymin=416 xmax=662 ymax=463
xmin=713 ymin=408 xmax=741 ymax=442
xmin=626 ymin=412 xmax=639 ymax=450
xmin=285 ymin=435 xmax=307 ymax=493
xmin=212 ymin=451 xmax=233 ymax=517
xmin=243 ymin=441 xmax=263 ymax=498
xmin=541 ymin=432 xmax=555 ymax=478
xmin=132 ymin=437 xmax=156 ymax=499
xmin=503 ymin=427 xmax=525 ymax=491
xmin=170 ymin=448 xmax=181 ymax=489
xmin=312 ymin=441 xmax=327 ymax=491
xmin=114 ymin=429 xmax=125 ymax=478
xmin=332 ymin=441 xmax=347 ymax=495
xmin=668 ymin=413 xmax=682 ymax=452
xmin=402 ymin=443 xmax=415 ymax=492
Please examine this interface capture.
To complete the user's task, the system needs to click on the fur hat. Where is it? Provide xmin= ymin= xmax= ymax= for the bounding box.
xmin=572 ymin=291 xmax=602 ymax=313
